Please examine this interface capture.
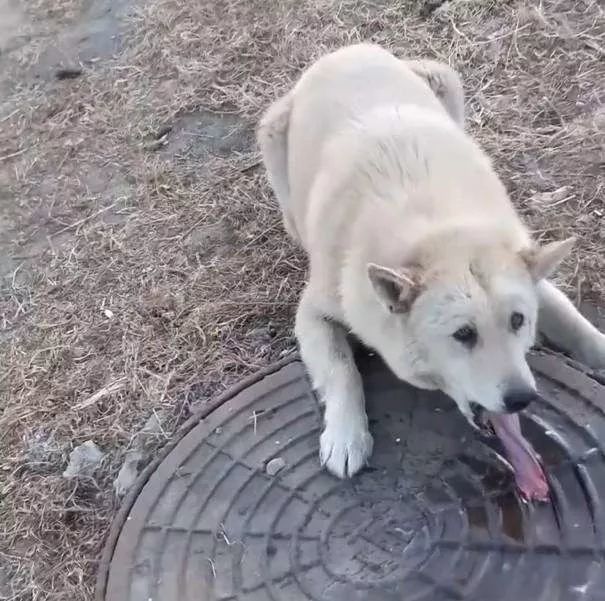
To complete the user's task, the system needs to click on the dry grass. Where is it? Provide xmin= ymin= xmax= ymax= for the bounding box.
xmin=0 ymin=0 xmax=604 ymax=599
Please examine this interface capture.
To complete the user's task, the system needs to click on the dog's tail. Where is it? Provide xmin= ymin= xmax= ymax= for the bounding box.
xmin=406 ymin=59 xmax=465 ymax=128
xmin=257 ymin=91 xmax=301 ymax=243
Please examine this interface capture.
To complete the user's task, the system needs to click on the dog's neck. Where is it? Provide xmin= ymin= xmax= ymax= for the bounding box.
xmin=354 ymin=217 xmax=530 ymax=275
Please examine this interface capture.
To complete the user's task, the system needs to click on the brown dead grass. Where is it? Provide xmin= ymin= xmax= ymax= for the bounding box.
xmin=0 ymin=0 xmax=604 ymax=599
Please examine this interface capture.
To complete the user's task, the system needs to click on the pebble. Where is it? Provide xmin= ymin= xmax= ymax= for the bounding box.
xmin=112 ymin=410 xmax=168 ymax=497
xmin=113 ymin=449 xmax=143 ymax=497
xmin=266 ymin=457 xmax=286 ymax=476
xmin=63 ymin=440 xmax=104 ymax=478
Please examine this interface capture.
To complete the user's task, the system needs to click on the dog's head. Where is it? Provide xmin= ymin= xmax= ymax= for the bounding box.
xmin=367 ymin=233 xmax=574 ymax=422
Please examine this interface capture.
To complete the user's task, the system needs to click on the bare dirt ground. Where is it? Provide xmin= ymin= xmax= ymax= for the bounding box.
xmin=0 ymin=0 xmax=604 ymax=599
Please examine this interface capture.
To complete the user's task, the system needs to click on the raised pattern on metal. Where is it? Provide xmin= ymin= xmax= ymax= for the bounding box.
xmin=99 ymin=351 xmax=605 ymax=601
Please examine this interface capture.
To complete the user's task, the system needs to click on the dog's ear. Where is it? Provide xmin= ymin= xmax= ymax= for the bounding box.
xmin=521 ymin=237 xmax=575 ymax=281
xmin=367 ymin=263 xmax=418 ymax=313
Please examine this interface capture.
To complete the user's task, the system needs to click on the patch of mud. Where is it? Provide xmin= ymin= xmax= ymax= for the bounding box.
xmin=0 ymin=0 xmax=136 ymax=84
xmin=31 ymin=0 xmax=135 ymax=79
xmin=160 ymin=111 xmax=255 ymax=161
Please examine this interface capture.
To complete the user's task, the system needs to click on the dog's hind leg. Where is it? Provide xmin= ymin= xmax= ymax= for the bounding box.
xmin=406 ymin=59 xmax=465 ymax=127
xmin=295 ymin=284 xmax=373 ymax=479
xmin=537 ymin=280 xmax=605 ymax=369
xmin=257 ymin=91 xmax=301 ymax=243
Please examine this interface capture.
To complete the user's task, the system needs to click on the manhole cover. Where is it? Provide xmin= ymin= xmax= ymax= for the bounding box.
xmin=97 ymin=350 xmax=605 ymax=601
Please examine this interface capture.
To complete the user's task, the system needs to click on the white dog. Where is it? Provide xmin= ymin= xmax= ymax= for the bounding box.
xmin=258 ymin=44 xmax=605 ymax=481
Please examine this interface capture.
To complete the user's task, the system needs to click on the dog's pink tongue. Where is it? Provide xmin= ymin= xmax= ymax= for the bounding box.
xmin=487 ymin=413 xmax=549 ymax=502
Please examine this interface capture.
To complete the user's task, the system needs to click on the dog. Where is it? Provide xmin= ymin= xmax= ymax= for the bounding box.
xmin=257 ymin=44 xmax=605 ymax=479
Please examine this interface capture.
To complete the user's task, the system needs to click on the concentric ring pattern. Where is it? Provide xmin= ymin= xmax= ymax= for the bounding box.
xmin=100 ymin=351 xmax=605 ymax=601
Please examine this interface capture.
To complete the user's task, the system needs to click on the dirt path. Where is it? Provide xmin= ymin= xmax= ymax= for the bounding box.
xmin=1 ymin=0 xmax=603 ymax=599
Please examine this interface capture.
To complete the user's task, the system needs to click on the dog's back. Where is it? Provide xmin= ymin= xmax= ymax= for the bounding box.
xmin=258 ymin=45 xmax=461 ymax=245
xmin=260 ymin=44 xmax=523 ymax=256
xmin=287 ymin=44 xmax=445 ymax=227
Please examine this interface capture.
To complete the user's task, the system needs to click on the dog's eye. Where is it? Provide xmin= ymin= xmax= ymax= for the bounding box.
xmin=452 ymin=325 xmax=477 ymax=347
xmin=510 ymin=312 xmax=525 ymax=331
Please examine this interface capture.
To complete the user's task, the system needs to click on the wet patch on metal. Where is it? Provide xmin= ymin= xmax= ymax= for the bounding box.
xmin=97 ymin=350 xmax=605 ymax=600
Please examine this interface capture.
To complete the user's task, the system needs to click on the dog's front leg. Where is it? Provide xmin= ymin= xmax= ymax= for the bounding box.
xmin=537 ymin=280 xmax=605 ymax=369
xmin=295 ymin=286 xmax=373 ymax=478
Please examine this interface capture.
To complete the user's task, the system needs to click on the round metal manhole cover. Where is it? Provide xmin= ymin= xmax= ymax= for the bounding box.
xmin=97 ymin=351 xmax=605 ymax=601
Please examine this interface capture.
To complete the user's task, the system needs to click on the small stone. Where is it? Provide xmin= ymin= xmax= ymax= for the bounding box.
xmin=113 ymin=449 xmax=143 ymax=497
xmin=113 ymin=411 xmax=168 ymax=496
xmin=265 ymin=457 xmax=286 ymax=476
xmin=63 ymin=440 xmax=104 ymax=478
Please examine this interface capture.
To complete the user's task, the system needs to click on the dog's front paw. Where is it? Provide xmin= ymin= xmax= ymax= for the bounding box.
xmin=319 ymin=416 xmax=373 ymax=479
xmin=578 ymin=332 xmax=605 ymax=370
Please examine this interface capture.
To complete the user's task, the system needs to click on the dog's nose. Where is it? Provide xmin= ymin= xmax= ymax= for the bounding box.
xmin=503 ymin=390 xmax=537 ymax=413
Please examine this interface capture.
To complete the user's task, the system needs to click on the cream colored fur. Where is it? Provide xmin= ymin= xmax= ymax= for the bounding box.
xmin=258 ymin=44 xmax=605 ymax=479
